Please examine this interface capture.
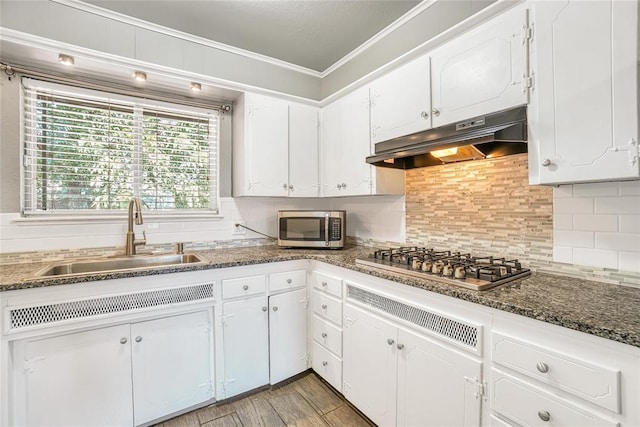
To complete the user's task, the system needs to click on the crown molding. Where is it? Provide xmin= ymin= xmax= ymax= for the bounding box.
xmin=320 ymin=0 xmax=438 ymax=78
xmin=51 ymin=0 xmax=324 ymax=78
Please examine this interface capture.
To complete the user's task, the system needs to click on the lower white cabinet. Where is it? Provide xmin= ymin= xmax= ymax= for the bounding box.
xmin=269 ymin=288 xmax=308 ymax=384
xmin=12 ymin=309 xmax=215 ymax=427
xmin=343 ymin=302 xmax=483 ymax=427
xmin=131 ymin=311 xmax=214 ymax=425
xmin=222 ymin=295 xmax=270 ymax=397
xmin=221 ymin=287 xmax=308 ymax=396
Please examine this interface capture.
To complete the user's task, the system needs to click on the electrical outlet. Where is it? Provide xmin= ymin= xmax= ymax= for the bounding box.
xmin=233 ymin=221 xmax=246 ymax=235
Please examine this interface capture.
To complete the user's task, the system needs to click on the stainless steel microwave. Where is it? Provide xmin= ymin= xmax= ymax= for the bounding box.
xmin=278 ymin=210 xmax=346 ymax=249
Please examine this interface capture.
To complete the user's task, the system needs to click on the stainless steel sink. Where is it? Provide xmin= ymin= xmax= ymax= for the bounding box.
xmin=35 ymin=253 xmax=206 ymax=277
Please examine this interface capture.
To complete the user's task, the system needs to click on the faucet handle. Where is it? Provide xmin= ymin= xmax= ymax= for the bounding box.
xmin=176 ymin=242 xmax=184 ymax=254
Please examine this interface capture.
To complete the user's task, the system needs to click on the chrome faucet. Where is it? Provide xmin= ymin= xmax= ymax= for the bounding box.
xmin=125 ymin=197 xmax=146 ymax=256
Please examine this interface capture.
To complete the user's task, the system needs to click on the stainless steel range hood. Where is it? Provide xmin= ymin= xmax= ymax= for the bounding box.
xmin=366 ymin=106 xmax=528 ymax=169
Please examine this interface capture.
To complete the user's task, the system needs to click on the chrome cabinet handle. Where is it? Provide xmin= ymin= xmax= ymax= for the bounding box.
xmin=283 ymin=183 xmax=288 ymax=189
xmin=120 ymin=337 xmax=127 ymax=344
xmin=542 ymin=159 xmax=552 ymax=167
xmin=321 ymin=281 xmax=328 ymax=287
xmin=536 ymin=362 xmax=549 ymax=373
xmin=135 ymin=336 xmax=142 ymax=343
xmin=272 ymin=306 xmax=278 ymax=312
xmin=341 ymin=183 xmax=347 ymax=189
xmin=387 ymin=338 xmax=395 ymax=345
xmin=420 ymin=111 xmax=429 ymax=119
xmin=243 ymin=284 xmax=249 ymax=290
xmin=538 ymin=410 xmax=551 ymax=422
xmin=432 ymin=107 xmax=440 ymax=117
xmin=321 ymin=332 xmax=328 ymax=338
xmin=262 ymin=306 xmax=267 ymax=312
xmin=322 ymin=361 xmax=328 ymax=366
xmin=287 ymin=278 xmax=292 ymax=284
xmin=288 ymin=185 xmax=294 ymax=190
xmin=397 ymin=343 xmax=405 ymax=350
xmin=321 ymin=304 xmax=328 ymax=309
xmin=336 ymin=183 xmax=341 ymax=189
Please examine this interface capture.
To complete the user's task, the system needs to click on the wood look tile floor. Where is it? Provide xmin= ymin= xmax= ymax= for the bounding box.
xmin=156 ymin=372 xmax=374 ymax=427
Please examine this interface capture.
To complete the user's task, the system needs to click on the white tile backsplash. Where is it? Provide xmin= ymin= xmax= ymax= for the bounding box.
xmin=554 ymin=182 xmax=640 ymax=273
xmin=572 ymin=214 xmax=618 ymax=232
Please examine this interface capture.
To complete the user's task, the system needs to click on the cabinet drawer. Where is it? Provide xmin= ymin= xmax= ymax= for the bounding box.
xmin=269 ymin=270 xmax=306 ymax=292
xmin=312 ymin=315 xmax=342 ymax=357
xmin=312 ymin=290 xmax=342 ymax=326
xmin=314 ymin=272 xmax=342 ymax=298
xmin=312 ymin=342 xmax=342 ymax=393
xmin=492 ymin=332 xmax=620 ymax=413
xmin=491 ymin=369 xmax=617 ymax=427
xmin=222 ymin=275 xmax=266 ymax=299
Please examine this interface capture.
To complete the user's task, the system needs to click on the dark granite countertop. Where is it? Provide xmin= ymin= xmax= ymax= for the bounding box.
xmin=1 ymin=245 xmax=639 ymax=348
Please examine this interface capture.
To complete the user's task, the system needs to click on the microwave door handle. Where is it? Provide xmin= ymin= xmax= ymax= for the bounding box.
xmin=325 ymin=215 xmax=330 ymax=246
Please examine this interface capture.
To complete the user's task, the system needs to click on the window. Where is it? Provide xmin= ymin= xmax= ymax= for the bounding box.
xmin=22 ymin=78 xmax=219 ymax=216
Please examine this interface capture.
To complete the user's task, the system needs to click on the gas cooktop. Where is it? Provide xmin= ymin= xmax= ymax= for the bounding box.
xmin=355 ymin=247 xmax=531 ymax=291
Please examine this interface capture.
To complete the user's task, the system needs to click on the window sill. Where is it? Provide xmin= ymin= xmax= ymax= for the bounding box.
xmin=13 ymin=213 xmax=224 ymax=225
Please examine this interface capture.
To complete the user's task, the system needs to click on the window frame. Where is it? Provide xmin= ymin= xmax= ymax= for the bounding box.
xmin=20 ymin=78 xmax=222 ymax=219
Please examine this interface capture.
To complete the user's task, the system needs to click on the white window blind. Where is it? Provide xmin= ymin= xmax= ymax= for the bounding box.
xmin=22 ymin=78 xmax=219 ymax=215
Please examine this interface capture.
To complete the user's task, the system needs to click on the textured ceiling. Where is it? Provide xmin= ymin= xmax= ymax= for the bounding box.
xmin=83 ymin=0 xmax=421 ymax=72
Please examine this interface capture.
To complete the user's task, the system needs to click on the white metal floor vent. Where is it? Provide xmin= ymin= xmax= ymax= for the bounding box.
xmin=10 ymin=283 xmax=215 ymax=330
xmin=347 ymin=285 xmax=478 ymax=349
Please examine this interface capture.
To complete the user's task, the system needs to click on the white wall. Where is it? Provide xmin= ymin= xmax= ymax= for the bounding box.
xmin=553 ymin=181 xmax=640 ymax=273
xmin=0 ymin=196 xmax=406 ymax=254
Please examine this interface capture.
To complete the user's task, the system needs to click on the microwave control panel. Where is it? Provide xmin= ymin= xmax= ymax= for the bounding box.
xmin=329 ymin=218 xmax=342 ymax=241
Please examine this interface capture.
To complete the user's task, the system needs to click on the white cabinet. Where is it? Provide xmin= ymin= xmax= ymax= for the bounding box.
xmin=131 ymin=311 xmax=214 ymax=425
xmin=528 ymin=0 xmax=639 ymax=184
xmin=289 ymin=103 xmax=320 ymax=197
xmin=311 ymin=271 xmax=344 ymax=392
xmin=221 ymin=295 xmax=270 ymax=397
xmin=430 ymin=5 xmax=530 ymax=127
xmin=343 ymin=302 xmax=483 ymax=427
xmin=233 ymin=93 xmax=320 ymax=197
xmin=397 ymin=327 xmax=482 ymax=427
xmin=370 ymin=55 xmax=432 ymax=144
xmin=269 ymin=288 xmax=308 ymax=384
xmin=233 ymin=93 xmax=289 ymax=196
xmin=321 ymin=86 xmax=373 ymax=197
xmin=321 ymin=87 xmax=404 ymax=197
xmin=343 ymin=303 xmax=398 ymax=427
xmin=13 ymin=324 xmax=134 ymax=427
xmin=12 ymin=309 xmax=215 ymax=427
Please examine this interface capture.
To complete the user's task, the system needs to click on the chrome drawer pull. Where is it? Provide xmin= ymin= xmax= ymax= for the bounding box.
xmin=538 ymin=410 xmax=551 ymax=422
xmin=536 ymin=362 xmax=549 ymax=373
xmin=321 ymin=304 xmax=328 ymax=309
xmin=321 ymin=281 xmax=328 ymax=287
xmin=322 ymin=361 xmax=328 ymax=366
xmin=243 ymin=285 xmax=249 ymax=291
xmin=387 ymin=338 xmax=395 ymax=345
xmin=321 ymin=333 xmax=328 ymax=338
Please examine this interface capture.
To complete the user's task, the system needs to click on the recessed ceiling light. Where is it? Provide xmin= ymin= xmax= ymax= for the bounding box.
xmin=190 ymin=82 xmax=202 ymax=92
xmin=58 ymin=54 xmax=75 ymax=66
xmin=133 ymin=71 xmax=147 ymax=82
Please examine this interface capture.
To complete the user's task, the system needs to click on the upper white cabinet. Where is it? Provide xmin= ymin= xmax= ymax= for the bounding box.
xmin=289 ymin=104 xmax=320 ymax=197
xmin=430 ymin=5 xmax=530 ymax=127
xmin=321 ymin=87 xmax=405 ymax=197
xmin=321 ymin=86 xmax=373 ymax=197
xmin=370 ymin=55 xmax=432 ymax=144
xmin=528 ymin=0 xmax=639 ymax=184
xmin=233 ymin=93 xmax=319 ymax=197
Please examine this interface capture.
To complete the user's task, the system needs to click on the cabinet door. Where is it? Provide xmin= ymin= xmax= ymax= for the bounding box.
xmin=222 ymin=296 xmax=269 ymax=397
xmin=531 ymin=0 xmax=639 ymax=184
xmin=343 ymin=303 xmax=397 ymax=427
xmin=397 ymin=327 xmax=483 ymax=427
xmin=269 ymin=288 xmax=308 ymax=384
xmin=321 ymin=87 xmax=372 ymax=196
xmin=430 ymin=5 xmax=529 ymax=127
xmin=289 ymin=104 xmax=319 ymax=197
xmin=244 ymin=93 xmax=289 ymax=196
xmin=13 ymin=324 xmax=133 ymax=427
xmin=371 ymin=55 xmax=432 ymax=144
xmin=131 ymin=310 xmax=215 ymax=425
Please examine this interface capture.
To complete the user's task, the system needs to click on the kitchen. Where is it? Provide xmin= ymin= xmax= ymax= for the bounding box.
xmin=0 ymin=0 xmax=639 ymax=426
